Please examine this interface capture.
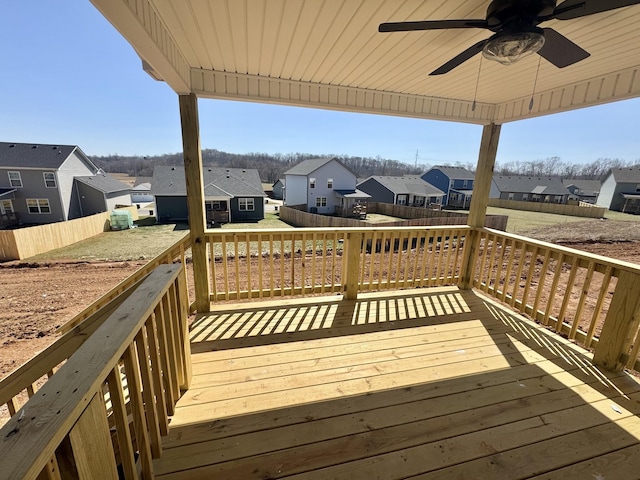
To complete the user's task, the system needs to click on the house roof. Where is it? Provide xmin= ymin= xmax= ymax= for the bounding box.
xmin=562 ymin=179 xmax=601 ymax=196
xmin=0 ymin=188 xmax=16 ymax=198
xmin=430 ymin=166 xmax=475 ymax=181
xmin=360 ymin=175 xmax=445 ymax=197
xmin=610 ymin=167 xmax=640 ymax=184
xmin=0 ymin=142 xmax=83 ymax=169
xmin=152 ymin=166 xmax=266 ymax=197
xmin=283 ymin=157 xmax=355 ymax=177
xmin=132 ymin=182 xmax=151 ymax=192
xmin=493 ymin=176 xmax=570 ymax=196
xmin=74 ymin=174 xmax=132 ymax=194
xmin=133 ymin=176 xmax=153 ymax=187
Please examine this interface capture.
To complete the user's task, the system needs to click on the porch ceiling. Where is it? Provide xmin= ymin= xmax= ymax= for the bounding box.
xmin=91 ymin=0 xmax=640 ymax=125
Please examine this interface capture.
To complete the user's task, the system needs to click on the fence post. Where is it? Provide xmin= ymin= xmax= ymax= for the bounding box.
xmin=593 ymin=270 xmax=640 ymax=371
xmin=344 ymin=232 xmax=362 ymax=300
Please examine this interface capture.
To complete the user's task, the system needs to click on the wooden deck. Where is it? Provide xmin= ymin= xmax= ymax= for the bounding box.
xmin=154 ymin=287 xmax=640 ymax=479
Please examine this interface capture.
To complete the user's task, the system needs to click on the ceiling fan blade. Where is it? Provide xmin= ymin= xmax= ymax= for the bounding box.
xmin=537 ymin=28 xmax=590 ymax=68
xmin=554 ymin=0 xmax=640 ymax=20
xmin=379 ymin=19 xmax=488 ymax=33
xmin=429 ymin=39 xmax=487 ymax=75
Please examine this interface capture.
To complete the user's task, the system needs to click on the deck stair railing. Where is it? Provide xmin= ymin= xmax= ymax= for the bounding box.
xmin=0 ymin=235 xmax=190 ymax=425
xmin=0 ymin=264 xmax=191 ymax=480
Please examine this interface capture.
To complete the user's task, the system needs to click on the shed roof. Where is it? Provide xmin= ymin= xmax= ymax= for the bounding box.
xmin=74 ymin=174 xmax=132 ymax=194
xmin=492 ymin=176 xmax=570 ymax=196
xmin=152 ymin=166 xmax=265 ymax=197
xmin=0 ymin=142 xmax=87 ymax=170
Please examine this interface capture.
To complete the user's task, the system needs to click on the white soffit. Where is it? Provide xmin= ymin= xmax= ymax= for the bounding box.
xmin=91 ymin=0 xmax=640 ymax=124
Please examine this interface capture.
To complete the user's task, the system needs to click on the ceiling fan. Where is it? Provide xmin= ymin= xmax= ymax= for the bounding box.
xmin=379 ymin=0 xmax=640 ymax=75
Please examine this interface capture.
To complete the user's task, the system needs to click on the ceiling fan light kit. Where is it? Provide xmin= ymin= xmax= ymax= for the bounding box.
xmin=482 ymin=29 xmax=545 ymax=65
xmin=378 ymin=0 xmax=640 ymax=75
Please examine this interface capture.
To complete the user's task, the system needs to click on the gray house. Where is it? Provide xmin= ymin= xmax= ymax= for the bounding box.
xmin=0 ymin=142 xmax=131 ymax=227
xmin=357 ymin=175 xmax=445 ymax=207
xmin=152 ymin=165 xmax=266 ymax=224
xmin=283 ymin=157 xmax=369 ymax=215
xmin=490 ymin=176 xmax=571 ymax=204
xmin=596 ymin=167 xmax=640 ymax=214
xmin=562 ymin=179 xmax=601 ymax=204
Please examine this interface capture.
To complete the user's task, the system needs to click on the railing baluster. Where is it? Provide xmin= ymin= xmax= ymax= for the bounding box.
xmin=146 ymin=314 xmax=169 ymax=435
xmin=280 ymin=234 xmax=285 ymax=297
xmin=134 ymin=328 xmax=161 ymax=458
xmin=585 ymin=265 xmax=613 ymax=347
xmin=107 ymin=366 xmax=137 ymax=480
xmin=234 ymin=234 xmax=240 ymax=299
xmin=532 ymin=249 xmax=552 ymax=317
xmin=123 ymin=345 xmax=154 ymax=479
xmin=510 ymin=242 xmax=528 ymax=307
xmin=544 ymin=253 xmax=564 ymax=326
xmin=520 ymin=246 xmax=539 ymax=313
xmin=161 ymin=293 xmax=180 ymax=401
xmin=556 ymin=256 xmax=579 ymax=333
xmin=210 ymin=237 xmax=217 ymax=301
xmin=570 ymin=261 xmax=596 ymax=339
xmin=245 ymin=234 xmax=251 ymax=297
xmin=153 ymin=302 xmax=176 ymax=413
xmin=221 ymin=236 xmax=229 ymax=301
xmin=269 ymin=233 xmax=275 ymax=298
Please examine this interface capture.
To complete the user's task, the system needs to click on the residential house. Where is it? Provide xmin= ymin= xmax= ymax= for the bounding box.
xmin=422 ymin=166 xmax=475 ymax=208
xmin=131 ymin=176 xmax=154 ymax=204
xmin=357 ymin=175 xmax=445 ymax=207
xmin=562 ymin=179 xmax=601 ymax=204
xmin=152 ymin=165 xmax=266 ymax=224
xmin=272 ymin=178 xmax=285 ymax=200
xmin=490 ymin=176 xmax=571 ymax=203
xmin=596 ymin=167 xmax=640 ymax=214
xmin=283 ymin=157 xmax=370 ymax=215
xmin=0 ymin=142 xmax=130 ymax=228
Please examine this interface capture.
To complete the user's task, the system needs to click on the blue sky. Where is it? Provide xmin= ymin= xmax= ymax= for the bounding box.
xmin=2 ymin=1 xmax=639 ymax=167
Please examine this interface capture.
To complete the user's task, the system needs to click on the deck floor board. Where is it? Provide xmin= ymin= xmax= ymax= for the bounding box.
xmin=154 ymin=288 xmax=640 ymax=479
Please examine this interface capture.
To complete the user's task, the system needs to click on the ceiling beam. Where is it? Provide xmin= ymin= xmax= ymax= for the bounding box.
xmin=191 ymin=69 xmax=496 ymax=125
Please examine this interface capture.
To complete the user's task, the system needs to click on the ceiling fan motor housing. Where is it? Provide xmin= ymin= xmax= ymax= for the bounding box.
xmin=486 ymin=0 xmax=557 ymax=30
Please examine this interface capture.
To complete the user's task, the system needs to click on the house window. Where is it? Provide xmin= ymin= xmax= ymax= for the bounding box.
xmin=522 ymin=194 xmax=528 ymax=201
xmin=309 ymin=178 xmax=316 ymax=189
xmin=1 ymin=199 xmax=13 ymax=214
xmin=8 ymin=171 xmax=22 ymax=188
xmin=27 ymin=198 xmax=51 ymax=214
xmin=636 ymin=184 xmax=640 ymax=193
xmin=43 ymin=172 xmax=57 ymax=188
xmin=238 ymin=198 xmax=254 ymax=211
xmin=316 ymin=197 xmax=327 ymax=207
xmin=327 ymin=178 xmax=333 ymax=189
xmin=206 ymin=200 xmax=226 ymax=211
xmin=463 ymin=180 xmax=469 ymax=188
xmin=508 ymin=193 xmax=514 ymax=201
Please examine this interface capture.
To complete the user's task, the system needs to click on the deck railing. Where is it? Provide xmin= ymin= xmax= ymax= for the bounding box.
xmin=0 ymin=235 xmax=191 ymax=428
xmin=205 ymin=226 xmax=470 ymax=301
xmin=0 ymin=264 xmax=190 ymax=480
xmin=469 ymin=227 xmax=640 ymax=371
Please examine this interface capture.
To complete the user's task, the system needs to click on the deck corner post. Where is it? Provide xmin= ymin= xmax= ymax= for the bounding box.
xmin=593 ymin=270 xmax=640 ymax=371
xmin=344 ymin=231 xmax=362 ymax=300
xmin=179 ymin=93 xmax=211 ymax=313
xmin=460 ymin=122 xmax=501 ymax=290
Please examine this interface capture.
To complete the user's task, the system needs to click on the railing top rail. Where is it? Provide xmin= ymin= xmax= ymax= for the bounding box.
xmin=478 ymin=227 xmax=640 ymax=275
xmin=205 ymin=225 xmax=473 ymax=236
xmin=0 ymin=264 xmax=183 ymax=480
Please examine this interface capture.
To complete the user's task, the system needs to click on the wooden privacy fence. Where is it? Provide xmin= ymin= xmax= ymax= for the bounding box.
xmin=0 ymin=206 xmax=139 ymax=261
xmin=205 ymin=226 xmax=470 ymax=302
xmin=469 ymin=227 xmax=640 ymax=372
xmin=488 ymin=198 xmax=606 ymax=218
xmin=0 ymin=264 xmax=191 ymax=480
xmin=280 ymin=205 xmax=508 ymax=230
xmin=0 ymin=234 xmax=191 ymax=432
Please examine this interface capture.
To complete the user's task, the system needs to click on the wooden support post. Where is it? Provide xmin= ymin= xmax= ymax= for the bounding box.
xmin=593 ymin=270 xmax=640 ymax=371
xmin=460 ymin=123 xmax=501 ymax=289
xmin=179 ymin=93 xmax=211 ymax=313
xmin=344 ymin=232 xmax=362 ymax=300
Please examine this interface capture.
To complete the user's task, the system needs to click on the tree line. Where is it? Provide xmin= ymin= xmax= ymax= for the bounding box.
xmin=90 ymin=149 xmax=638 ymax=182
